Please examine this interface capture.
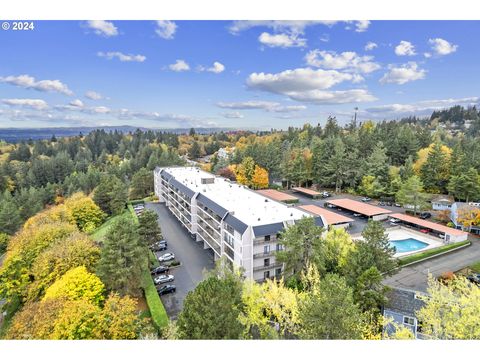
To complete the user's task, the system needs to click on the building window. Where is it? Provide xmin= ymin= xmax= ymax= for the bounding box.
xmin=403 ymin=316 xmax=415 ymax=326
xmin=264 ymin=245 xmax=270 ymax=254
xmin=276 ymin=244 xmax=283 ymax=252
xmin=264 ymin=258 xmax=270 ymax=267
xmin=275 ymin=268 xmax=282 ymax=277
xmin=264 ymin=271 xmax=270 ymax=279
xmin=265 ymin=235 xmax=271 ymax=242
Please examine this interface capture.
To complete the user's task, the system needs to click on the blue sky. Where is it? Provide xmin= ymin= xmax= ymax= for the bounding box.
xmin=0 ymin=20 xmax=479 ymax=129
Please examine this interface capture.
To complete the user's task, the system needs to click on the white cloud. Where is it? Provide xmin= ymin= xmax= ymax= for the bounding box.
xmin=283 ymin=89 xmax=377 ymax=104
xmin=320 ymin=34 xmax=330 ymax=43
xmin=353 ymin=20 xmax=370 ymax=32
xmin=97 ymin=51 xmax=146 ymax=62
xmin=424 ymin=52 xmax=432 ymax=58
xmin=217 ymin=100 xmax=307 ymax=113
xmin=380 ymin=62 xmax=426 ymax=85
xmin=69 ymin=99 xmax=84 ymax=107
xmin=395 ymin=41 xmax=416 ymax=56
xmin=429 ymin=38 xmax=458 ymax=56
xmin=365 ymin=42 xmax=378 ymax=51
xmin=169 ymin=59 xmax=190 ymax=72
xmin=222 ymin=112 xmax=244 ymax=119
xmin=200 ymin=61 xmax=225 ymax=74
xmin=2 ymin=98 xmax=48 ymax=110
xmin=85 ymin=91 xmax=104 ymax=100
xmin=228 ymin=20 xmax=369 ymax=35
xmin=305 ymin=50 xmax=381 ymax=74
xmin=90 ymin=106 xmax=110 ymax=114
xmin=86 ymin=20 xmax=118 ymax=37
xmin=0 ymin=74 xmax=73 ymax=96
xmin=155 ymin=20 xmax=177 ymax=40
xmin=258 ymin=32 xmax=306 ymax=48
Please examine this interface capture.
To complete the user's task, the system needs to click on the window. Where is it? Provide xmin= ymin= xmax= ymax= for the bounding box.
xmin=264 ymin=258 xmax=270 ymax=267
xmin=403 ymin=316 xmax=415 ymax=326
xmin=264 ymin=245 xmax=270 ymax=254
xmin=276 ymin=244 xmax=283 ymax=252
xmin=264 ymin=271 xmax=270 ymax=279
xmin=275 ymin=268 xmax=282 ymax=277
xmin=264 ymin=235 xmax=271 ymax=242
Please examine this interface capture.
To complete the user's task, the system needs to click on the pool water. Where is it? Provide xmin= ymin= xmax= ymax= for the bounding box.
xmin=389 ymin=238 xmax=429 ymax=253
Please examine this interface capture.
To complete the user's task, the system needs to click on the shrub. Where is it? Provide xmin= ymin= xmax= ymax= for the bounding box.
xmin=142 ymin=267 xmax=168 ymax=330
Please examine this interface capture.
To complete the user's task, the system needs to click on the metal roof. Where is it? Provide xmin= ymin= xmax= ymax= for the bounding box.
xmin=253 ymin=222 xmax=284 ymax=237
xmin=389 ymin=213 xmax=468 ymax=236
xmin=256 ymin=189 xmax=298 ymax=202
xmin=326 ymin=198 xmax=392 ymax=216
xmin=196 ymin=193 xmax=229 ymax=217
xmin=223 ymin=213 xmax=248 ymax=234
xmin=299 ymin=204 xmax=354 ymax=225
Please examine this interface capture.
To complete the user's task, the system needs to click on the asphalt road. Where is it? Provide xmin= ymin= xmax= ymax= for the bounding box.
xmin=146 ymin=202 xmax=215 ymax=319
xmin=383 ymin=237 xmax=480 ymax=292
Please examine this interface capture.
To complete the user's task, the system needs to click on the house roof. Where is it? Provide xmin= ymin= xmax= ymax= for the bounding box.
xmin=385 ymin=288 xmax=426 ymax=317
xmin=326 ymin=198 xmax=392 ymax=217
xmin=256 ymin=189 xmax=299 ymax=202
xmin=431 ymin=194 xmax=454 ymax=204
xmin=389 ymin=213 xmax=468 ymax=236
xmin=298 ymin=204 xmax=354 ymax=225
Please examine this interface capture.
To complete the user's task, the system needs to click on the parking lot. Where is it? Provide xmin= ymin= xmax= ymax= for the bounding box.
xmin=145 ymin=202 xmax=215 ymax=319
xmin=284 ymin=190 xmax=407 ymax=235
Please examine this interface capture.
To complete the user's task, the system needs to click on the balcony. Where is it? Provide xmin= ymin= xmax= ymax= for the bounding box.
xmin=253 ymin=250 xmax=279 ymax=259
xmin=253 ymin=262 xmax=283 ymax=272
xmin=253 ymin=237 xmax=280 ymax=245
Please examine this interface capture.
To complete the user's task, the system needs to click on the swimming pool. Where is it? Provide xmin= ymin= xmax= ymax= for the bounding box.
xmin=389 ymin=238 xmax=429 ymax=253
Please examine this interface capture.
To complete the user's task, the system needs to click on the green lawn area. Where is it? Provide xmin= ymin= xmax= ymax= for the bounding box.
xmin=91 ymin=211 xmax=130 ymax=243
xmin=469 ymin=261 xmax=480 ymax=273
xmin=399 ymin=240 xmax=471 ymax=266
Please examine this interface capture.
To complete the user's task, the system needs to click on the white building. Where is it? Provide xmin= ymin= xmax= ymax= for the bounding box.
xmin=431 ymin=195 xmax=455 ymax=211
xmin=154 ymin=166 xmax=325 ymax=282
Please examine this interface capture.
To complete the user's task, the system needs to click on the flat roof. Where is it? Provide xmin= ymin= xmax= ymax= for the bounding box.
xmin=256 ymin=189 xmax=298 ymax=202
xmin=326 ymin=198 xmax=392 ymax=217
xmin=158 ymin=167 xmax=308 ymax=226
xmin=389 ymin=213 xmax=468 ymax=236
xmin=298 ymin=205 xmax=354 ymax=225
xmin=292 ymin=187 xmax=321 ymax=196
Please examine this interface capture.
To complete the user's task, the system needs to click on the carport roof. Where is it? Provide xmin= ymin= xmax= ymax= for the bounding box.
xmin=256 ymin=189 xmax=298 ymax=202
xmin=292 ymin=187 xmax=321 ymax=196
xmin=298 ymin=204 xmax=354 ymax=225
xmin=389 ymin=213 xmax=467 ymax=236
xmin=326 ymin=198 xmax=392 ymax=217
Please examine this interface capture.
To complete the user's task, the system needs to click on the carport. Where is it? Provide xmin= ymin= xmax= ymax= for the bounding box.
xmin=291 ymin=187 xmax=321 ymax=199
xmin=256 ymin=189 xmax=299 ymax=203
xmin=298 ymin=204 xmax=354 ymax=229
xmin=388 ymin=213 xmax=468 ymax=243
xmin=325 ymin=198 xmax=392 ymax=220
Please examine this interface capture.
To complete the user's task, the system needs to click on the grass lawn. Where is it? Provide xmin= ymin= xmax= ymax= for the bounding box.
xmin=469 ymin=261 xmax=480 ymax=273
xmin=91 ymin=211 xmax=130 ymax=243
xmin=399 ymin=240 xmax=471 ymax=266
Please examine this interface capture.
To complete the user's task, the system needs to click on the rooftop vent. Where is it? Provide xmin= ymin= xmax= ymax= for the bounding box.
xmin=258 ymin=218 xmax=261 ymax=221
xmin=264 ymin=199 xmax=269 ymax=202
xmin=290 ymin=213 xmax=293 ymax=216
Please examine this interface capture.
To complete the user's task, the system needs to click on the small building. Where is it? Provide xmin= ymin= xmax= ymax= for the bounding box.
xmin=298 ymin=204 xmax=354 ymax=229
xmin=431 ymin=195 xmax=455 ymax=211
xmin=217 ymin=147 xmax=234 ymax=160
xmin=450 ymin=202 xmax=480 ymax=235
xmin=325 ymin=198 xmax=392 ymax=221
xmin=383 ymin=287 xmax=426 ymax=339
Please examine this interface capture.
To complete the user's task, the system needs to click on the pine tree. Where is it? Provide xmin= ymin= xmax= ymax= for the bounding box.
xmin=420 ymin=140 xmax=450 ymax=193
xmin=396 ymin=175 xmax=428 ymax=215
xmin=138 ymin=210 xmax=162 ymax=246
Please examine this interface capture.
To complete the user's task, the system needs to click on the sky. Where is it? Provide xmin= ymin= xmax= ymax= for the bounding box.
xmin=0 ymin=20 xmax=479 ymax=129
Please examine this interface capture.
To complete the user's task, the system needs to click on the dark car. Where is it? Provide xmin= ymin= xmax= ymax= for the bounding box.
xmin=149 ymin=240 xmax=167 ymax=249
xmin=157 ymin=284 xmax=176 ymax=295
xmin=150 ymin=265 xmax=169 ymax=275
xmin=420 ymin=212 xmax=432 ymax=219
xmin=152 ymin=243 xmax=167 ymax=251
xmin=378 ymin=201 xmax=386 ymax=206
xmin=467 ymin=274 xmax=480 ymax=285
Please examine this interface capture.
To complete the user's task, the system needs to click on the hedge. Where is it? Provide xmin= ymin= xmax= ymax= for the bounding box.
xmin=130 ymin=199 xmax=146 ymax=206
xmin=142 ymin=265 xmax=169 ymax=330
xmin=399 ymin=240 xmax=471 ymax=266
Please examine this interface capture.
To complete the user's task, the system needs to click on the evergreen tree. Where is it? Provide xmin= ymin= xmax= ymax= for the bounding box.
xmin=93 ymin=175 xmax=127 ymax=216
xmin=138 ymin=210 xmax=162 ymax=246
xmin=129 ymin=168 xmax=154 ymax=200
xmin=189 ymin=141 xmax=201 ymax=159
xmin=420 ymin=140 xmax=450 ymax=193
xmin=448 ymin=167 xmax=480 ymax=202
xmin=0 ymin=196 xmax=22 ymax=235
xmin=396 ymin=175 xmax=428 ymax=215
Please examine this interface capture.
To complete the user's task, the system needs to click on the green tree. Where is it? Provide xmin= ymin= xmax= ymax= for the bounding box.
xmin=353 ymin=266 xmax=388 ymax=313
xmin=396 ymin=175 xmax=428 ymax=216
xmin=138 ymin=209 xmax=162 ymax=246
xmin=97 ymin=216 xmax=145 ymax=296
xmin=447 ymin=167 xmax=480 ymax=202
xmin=420 ymin=140 xmax=450 ymax=193
xmin=358 ymin=175 xmax=385 ymax=198
xmin=189 ymin=141 xmax=201 ymax=159
xmin=0 ymin=197 xmax=22 ymax=235
xmin=276 ymin=217 xmax=325 ymax=280
xmin=93 ymin=175 xmax=127 ymax=216
xmin=323 ymin=227 xmax=354 ymax=274
xmin=176 ymin=262 xmax=245 ymax=339
xmin=0 ymin=232 xmax=9 ymax=254
xmin=129 ymin=168 xmax=154 ymax=200
xmin=363 ymin=142 xmax=389 ymax=185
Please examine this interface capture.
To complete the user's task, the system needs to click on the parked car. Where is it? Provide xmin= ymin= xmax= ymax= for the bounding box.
xmin=420 ymin=229 xmax=430 ymax=234
xmin=378 ymin=201 xmax=386 ymax=206
xmin=321 ymin=191 xmax=330 ymax=198
xmin=386 ymin=202 xmax=393 ymax=206
xmin=361 ymin=197 xmax=371 ymax=202
xmin=389 ymin=218 xmax=400 ymax=224
xmin=152 ymin=243 xmax=167 ymax=251
xmin=157 ymin=284 xmax=176 ymax=295
xmin=467 ymin=273 xmax=480 ymax=285
xmin=150 ymin=265 xmax=169 ymax=275
xmin=149 ymin=240 xmax=167 ymax=249
xmin=394 ymin=203 xmax=402 ymax=207
xmin=154 ymin=274 xmax=175 ymax=285
xmin=158 ymin=252 xmax=175 ymax=262
xmin=353 ymin=213 xmax=362 ymax=217
xmin=420 ymin=212 xmax=432 ymax=219
xmin=326 ymin=203 xmax=335 ymax=208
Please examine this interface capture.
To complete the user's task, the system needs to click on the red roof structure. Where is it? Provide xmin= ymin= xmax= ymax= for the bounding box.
xmin=299 ymin=205 xmax=354 ymax=225
xmin=326 ymin=198 xmax=392 ymax=217
xmin=389 ymin=213 xmax=467 ymax=236
xmin=256 ymin=189 xmax=298 ymax=203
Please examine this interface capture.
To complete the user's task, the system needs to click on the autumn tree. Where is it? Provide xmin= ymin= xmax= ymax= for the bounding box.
xmin=323 ymin=227 xmax=354 ymax=274
xmin=250 ymin=165 xmax=269 ymax=189
xmin=64 ymin=193 xmax=105 ymax=232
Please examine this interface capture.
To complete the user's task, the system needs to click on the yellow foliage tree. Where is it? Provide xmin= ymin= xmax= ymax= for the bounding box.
xmin=43 ymin=266 xmax=105 ymax=306
xmin=64 ymin=192 xmax=105 ymax=232
xmin=51 ymin=299 xmax=102 ymax=340
xmin=251 ymin=165 xmax=269 ymax=189
xmin=413 ymin=143 xmax=452 ymax=174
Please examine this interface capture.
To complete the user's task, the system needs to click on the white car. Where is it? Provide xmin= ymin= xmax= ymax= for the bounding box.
xmin=158 ymin=252 xmax=175 ymax=262
xmin=327 ymin=204 xmax=335 ymax=208
xmin=353 ymin=213 xmax=361 ymax=217
xmin=154 ymin=274 xmax=174 ymax=285
xmin=389 ymin=218 xmax=400 ymax=224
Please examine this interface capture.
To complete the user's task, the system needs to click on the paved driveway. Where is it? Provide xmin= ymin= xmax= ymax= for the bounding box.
xmin=146 ymin=202 xmax=215 ymax=319
xmin=383 ymin=237 xmax=480 ymax=292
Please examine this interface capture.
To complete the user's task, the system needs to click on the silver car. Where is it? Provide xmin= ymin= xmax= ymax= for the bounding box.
xmin=154 ymin=274 xmax=174 ymax=285
xmin=158 ymin=252 xmax=175 ymax=262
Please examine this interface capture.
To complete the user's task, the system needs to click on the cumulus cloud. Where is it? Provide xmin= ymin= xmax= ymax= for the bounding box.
xmin=198 ymin=61 xmax=225 ymax=74
xmin=155 ymin=21 xmax=177 ymax=39
xmin=364 ymin=42 xmax=378 ymax=51
xmin=429 ymin=38 xmax=458 ymax=56
xmin=97 ymin=51 xmax=146 ymax=62
xmin=353 ymin=20 xmax=370 ymax=32
xmin=284 ymin=89 xmax=377 ymax=104
xmin=228 ymin=20 xmax=369 ymax=34
xmin=85 ymin=91 xmax=104 ymax=100
xmin=2 ymin=98 xmax=48 ymax=110
xmin=305 ymin=50 xmax=381 ymax=74
xmin=222 ymin=112 xmax=244 ymax=119
xmin=395 ymin=41 xmax=416 ymax=56
xmin=69 ymin=99 xmax=84 ymax=107
xmin=258 ymin=32 xmax=306 ymax=48
xmin=86 ymin=20 xmax=118 ymax=37
xmin=380 ymin=62 xmax=426 ymax=85
xmin=0 ymin=74 xmax=73 ymax=95
xmin=217 ymin=100 xmax=307 ymax=113
xmin=169 ymin=59 xmax=190 ymax=72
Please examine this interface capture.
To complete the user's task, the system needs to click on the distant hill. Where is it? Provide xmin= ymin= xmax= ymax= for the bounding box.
xmin=0 ymin=126 xmax=237 ymax=142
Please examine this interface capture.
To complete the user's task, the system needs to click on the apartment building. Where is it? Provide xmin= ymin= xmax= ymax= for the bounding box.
xmin=154 ymin=166 xmax=325 ymax=282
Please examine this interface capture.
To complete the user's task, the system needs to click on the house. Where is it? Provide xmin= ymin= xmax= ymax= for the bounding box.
xmin=154 ymin=166 xmax=326 ymax=282
xmin=217 ymin=147 xmax=234 ymax=160
xmin=383 ymin=287 xmax=426 ymax=339
xmin=450 ymin=202 xmax=480 ymax=235
xmin=431 ymin=195 xmax=455 ymax=211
